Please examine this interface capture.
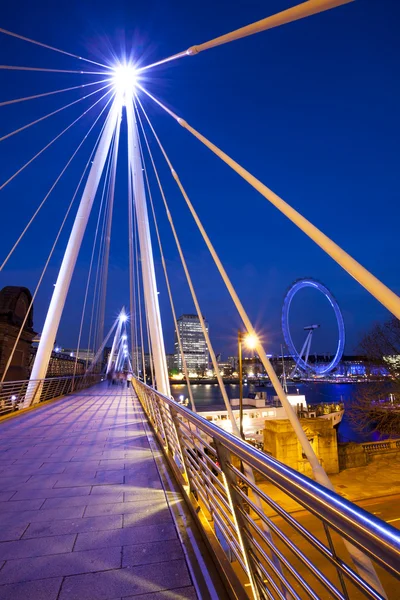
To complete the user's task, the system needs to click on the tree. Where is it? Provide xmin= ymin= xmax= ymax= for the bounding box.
xmin=347 ymin=317 xmax=400 ymax=438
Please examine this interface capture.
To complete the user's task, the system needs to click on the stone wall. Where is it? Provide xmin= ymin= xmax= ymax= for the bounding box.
xmin=263 ymin=418 xmax=339 ymax=476
xmin=339 ymin=439 xmax=400 ymax=470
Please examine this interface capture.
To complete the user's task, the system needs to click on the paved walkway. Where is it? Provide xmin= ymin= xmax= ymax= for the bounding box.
xmin=0 ymin=384 xmax=206 ymax=600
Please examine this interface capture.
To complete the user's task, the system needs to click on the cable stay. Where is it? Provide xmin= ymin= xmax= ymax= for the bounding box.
xmin=136 ymin=103 xmax=195 ymax=411
xmin=0 ymin=78 xmax=111 ymax=108
xmin=135 ymin=231 xmax=146 ymax=379
xmin=73 ymin=129 xmax=118 ymax=379
xmin=0 ymin=26 xmax=112 ymax=70
xmin=0 ymin=111 xmax=111 ymax=383
xmin=135 ymin=97 xmax=290 ymax=588
xmin=135 ymin=95 xmax=387 ymax=598
xmin=0 ymin=87 xmax=114 ymax=191
xmin=127 ymin=125 xmax=138 ymax=376
xmin=91 ymin=142 xmax=117 ymax=357
xmin=0 ymin=65 xmax=109 ymax=75
xmin=86 ymin=140 xmax=116 ymax=361
xmin=134 ymin=98 xmax=236 ymax=427
xmin=0 ymin=91 xmax=114 ymax=271
xmin=137 ymin=84 xmax=400 ymax=322
xmin=138 ymin=0 xmax=353 ymax=72
xmin=96 ymin=109 xmax=122 ymax=350
xmin=86 ymin=316 xmax=120 ymax=375
xmin=0 ymin=81 xmax=112 ymax=143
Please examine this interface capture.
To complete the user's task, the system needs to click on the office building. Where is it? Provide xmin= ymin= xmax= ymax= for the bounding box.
xmin=174 ymin=314 xmax=209 ymax=372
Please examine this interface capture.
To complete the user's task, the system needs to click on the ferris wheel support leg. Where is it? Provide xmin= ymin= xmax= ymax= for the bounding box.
xmin=291 ymin=333 xmax=310 ymax=378
xmin=304 ymin=331 xmax=313 ymax=369
xmin=26 ymin=98 xmax=120 ymax=406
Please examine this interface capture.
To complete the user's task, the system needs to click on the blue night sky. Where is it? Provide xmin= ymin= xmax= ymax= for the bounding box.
xmin=0 ymin=0 xmax=399 ymax=359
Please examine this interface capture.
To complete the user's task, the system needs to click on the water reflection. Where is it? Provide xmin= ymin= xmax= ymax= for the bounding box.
xmin=171 ymin=381 xmax=377 ymax=443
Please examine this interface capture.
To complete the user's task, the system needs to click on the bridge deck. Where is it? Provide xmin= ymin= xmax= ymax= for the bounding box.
xmin=0 ymin=383 xmax=207 ymax=600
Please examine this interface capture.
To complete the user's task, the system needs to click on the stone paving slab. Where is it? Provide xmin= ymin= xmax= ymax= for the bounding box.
xmin=22 ymin=515 xmax=123 ymax=539
xmin=122 ymin=587 xmax=198 ymax=600
xmin=0 ymin=577 xmax=63 ymax=600
xmin=58 ymin=559 xmax=191 ymax=600
xmin=0 ymin=384 xmax=198 ymax=598
xmin=0 ymin=546 xmax=122 ymax=584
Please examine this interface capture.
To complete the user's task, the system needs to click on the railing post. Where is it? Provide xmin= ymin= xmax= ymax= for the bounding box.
xmin=214 ymin=440 xmax=261 ymax=600
xmin=169 ymin=404 xmax=192 ymax=487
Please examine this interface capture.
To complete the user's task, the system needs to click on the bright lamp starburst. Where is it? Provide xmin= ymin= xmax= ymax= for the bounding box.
xmin=112 ymin=64 xmax=137 ymax=104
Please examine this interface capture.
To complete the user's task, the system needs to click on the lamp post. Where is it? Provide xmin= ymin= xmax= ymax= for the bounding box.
xmin=238 ymin=331 xmax=258 ymax=439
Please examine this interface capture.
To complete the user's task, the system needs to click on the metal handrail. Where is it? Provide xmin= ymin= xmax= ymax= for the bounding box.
xmin=0 ymin=373 xmax=102 ymax=416
xmin=133 ymin=377 xmax=400 ymax=600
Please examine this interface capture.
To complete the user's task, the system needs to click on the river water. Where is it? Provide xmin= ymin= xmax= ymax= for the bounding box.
xmin=170 ymin=381 xmax=381 ymax=443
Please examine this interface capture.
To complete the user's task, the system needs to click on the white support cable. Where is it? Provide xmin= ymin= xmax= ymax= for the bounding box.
xmin=2 ymin=188 xmax=82 ymax=383
xmin=0 ymin=87 xmax=114 ymax=191
xmin=136 ymin=97 xmax=387 ymax=598
xmin=133 ymin=207 xmax=140 ymax=375
xmin=127 ymin=143 xmax=138 ymax=376
xmin=96 ymin=110 xmax=122 ymax=350
xmin=138 ymin=0 xmax=352 ymax=72
xmin=0 ymin=82 xmax=112 ymax=143
xmin=86 ymin=317 xmax=119 ymax=374
xmin=136 ymin=105 xmax=195 ymax=410
xmin=3 ymin=111 xmax=110 ymax=384
xmin=92 ymin=177 xmax=113 ymax=353
xmin=126 ymin=98 xmax=170 ymax=395
xmin=136 ymin=93 xmax=287 ymax=600
xmin=144 ymin=301 xmax=155 ymax=387
xmin=106 ymin=309 xmax=125 ymax=374
xmin=86 ymin=142 xmax=115 ymax=361
xmin=28 ymin=96 xmax=121 ymax=394
xmin=89 ymin=133 xmax=119 ymax=358
xmin=73 ymin=130 xmax=117 ymax=379
xmin=134 ymin=210 xmax=146 ymax=380
xmin=0 ymin=65 xmax=108 ymax=75
xmin=135 ymin=98 xmax=235 ymax=425
xmin=0 ymin=90 xmax=114 ymax=272
xmin=0 ymin=26 xmax=112 ymax=70
xmin=137 ymin=83 xmax=400 ymax=322
xmin=0 ymin=78 xmax=111 ymax=107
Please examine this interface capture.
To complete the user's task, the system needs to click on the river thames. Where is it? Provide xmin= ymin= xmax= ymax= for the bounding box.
xmin=171 ymin=381 xmax=382 ymax=443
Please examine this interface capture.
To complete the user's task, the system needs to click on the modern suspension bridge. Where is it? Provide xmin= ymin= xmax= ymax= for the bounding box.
xmin=0 ymin=1 xmax=399 ymax=598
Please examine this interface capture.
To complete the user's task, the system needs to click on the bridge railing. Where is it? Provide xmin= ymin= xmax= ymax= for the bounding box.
xmin=0 ymin=373 xmax=102 ymax=416
xmin=132 ymin=377 xmax=400 ymax=600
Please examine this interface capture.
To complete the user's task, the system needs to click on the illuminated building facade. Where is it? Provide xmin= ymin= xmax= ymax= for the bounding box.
xmin=174 ymin=314 xmax=209 ymax=372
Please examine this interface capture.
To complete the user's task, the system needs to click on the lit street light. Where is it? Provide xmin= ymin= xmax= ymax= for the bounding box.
xmin=238 ymin=330 xmax=258 ymax=439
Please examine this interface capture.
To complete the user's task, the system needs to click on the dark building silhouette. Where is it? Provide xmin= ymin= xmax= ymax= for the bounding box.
xmin=0 ymin=286 xmax=36 ymax=381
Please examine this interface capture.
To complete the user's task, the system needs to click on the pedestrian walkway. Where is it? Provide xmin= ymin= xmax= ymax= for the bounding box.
xmin=0 ymin=383 xmax=221 ymax=600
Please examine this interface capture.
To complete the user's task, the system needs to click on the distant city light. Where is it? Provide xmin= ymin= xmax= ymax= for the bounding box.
xmin=172 ymin=373 xmax=184 ymax=381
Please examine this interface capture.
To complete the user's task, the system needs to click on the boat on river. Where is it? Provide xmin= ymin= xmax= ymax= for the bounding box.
xmin=197 ymin=391 xmax=344 ymax=447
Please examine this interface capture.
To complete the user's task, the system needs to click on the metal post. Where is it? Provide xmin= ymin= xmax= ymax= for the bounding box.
xmin=214 ymin=440 xmax=261 ymax=600
xmin=126 ymin=101 xmax=170 ymax=396
xmin=238 ymin=330 xmax=244 ymax=439
xmin=27 ymin=99 xmax=121 ymax=406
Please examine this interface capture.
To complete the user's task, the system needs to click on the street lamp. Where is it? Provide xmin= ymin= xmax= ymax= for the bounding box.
xmin=238 ymin=331 xmax=258 ymax=438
